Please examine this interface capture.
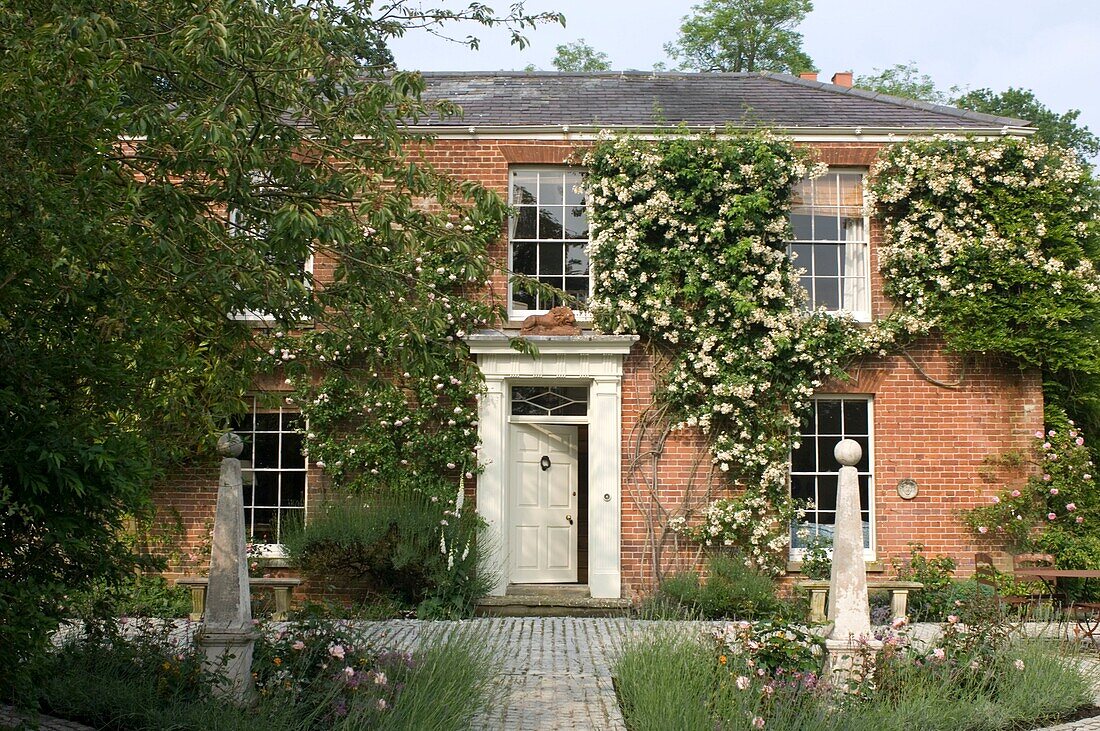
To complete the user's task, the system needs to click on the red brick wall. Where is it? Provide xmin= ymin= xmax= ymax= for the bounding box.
xmin=150 ymin=136 xmax=1044 ymax=604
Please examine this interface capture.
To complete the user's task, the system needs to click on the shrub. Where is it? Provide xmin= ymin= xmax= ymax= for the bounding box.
xmin=34 ymin=617 xmax=500 ymax=731
xmin=64 ymin=574 xmax=191 ymax=619
xmin=798 ymin=531 xmax=832 ymax=581
xmin=656 ymin=554 xmax=787 ymax=620
xmin=892 ymin=543 xmax=956 ymax=622
xmin=615 ymin=619 xmax=1090 ymax=731
xmin=283 ymin=477 xmax=493 ymax=618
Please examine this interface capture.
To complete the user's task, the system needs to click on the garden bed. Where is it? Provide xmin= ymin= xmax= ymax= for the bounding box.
xmin=614 ymin=620 xmax=1095 ymax=731
xmin=29 ymin=617 xmax=499 ymax=731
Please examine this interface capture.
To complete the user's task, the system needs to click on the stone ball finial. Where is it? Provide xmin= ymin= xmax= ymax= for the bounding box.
xmin=834 ymin=438 xmax=862 ymax=467
xmin=217 ymin=431 xmax=244 ymax=458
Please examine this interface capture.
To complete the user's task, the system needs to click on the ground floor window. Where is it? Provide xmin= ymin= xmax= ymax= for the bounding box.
xmin=790 ymin=396 xmax=873 ymax=555
xmin=230 ymin=399 xmax=307 ymax=546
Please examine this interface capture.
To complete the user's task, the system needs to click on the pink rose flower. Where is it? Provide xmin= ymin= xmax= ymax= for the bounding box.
xmin=1076 ymin=437 xmax=1085 ymax=446
xmin=329 ymin=644 xmax=345 ymax=660
xmin=978 ymin=526 xmax=988 ymax=534
xmin=736 ymin=675 xmax=751 ymax=690
xmin=947 ymin=615 xmax=959 ymax=624
xmin=1077 ymin=516 xmax=1085 ymax=524
xmin=1066 ymin=503 xmax=1077 ymax=511
xmin=1043 ymin=474 xmax=1052 ymax=482
xmin=992 ymin=496 xmax=1001 ymax=504
xmin=1011 ymin=490 xmax=1021 ymax=498
xmin=1048 ymin=512 xmax=1057 ymax=520
xmin=1050 ymin=488 xmax=1059 ymax=495
xmin=292 ymin=640 xmax=305 ymax=651
xmin=753 ymin=717 xmax=766 ymax=729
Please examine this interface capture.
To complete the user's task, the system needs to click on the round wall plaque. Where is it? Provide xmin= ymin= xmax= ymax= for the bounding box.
xmin=897 ymin=478 xmax=919 ymax=500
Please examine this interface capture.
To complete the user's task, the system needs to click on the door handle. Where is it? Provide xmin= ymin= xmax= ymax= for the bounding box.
xmin=565 ymin=514 xmax=574 ymax=525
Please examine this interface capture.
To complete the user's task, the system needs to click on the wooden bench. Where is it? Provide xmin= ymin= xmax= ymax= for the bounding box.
xmin=798 ymin=580 xmax=924 ymax=624
xmin=175 ymin=576 xmax=301 ymax=621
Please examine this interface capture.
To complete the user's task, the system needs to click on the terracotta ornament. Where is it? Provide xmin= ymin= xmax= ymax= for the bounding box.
xmin=520 ymin=306 xmax=580 ymax=336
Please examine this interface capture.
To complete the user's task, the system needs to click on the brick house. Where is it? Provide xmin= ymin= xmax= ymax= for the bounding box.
xmin=154 ymin=71 xmax=1041 ymax=602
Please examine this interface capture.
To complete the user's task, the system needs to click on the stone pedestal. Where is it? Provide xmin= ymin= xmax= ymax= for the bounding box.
xmin=824 ymin=439 xmax=881 ymax=688
xmin=197 ymin=432 xmax=258 ymax=703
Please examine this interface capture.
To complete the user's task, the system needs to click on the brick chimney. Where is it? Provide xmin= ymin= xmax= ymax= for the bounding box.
xmin=831 ymin=71 xmax=853 ymax=88
xmin=799 ymin=72 xmax=818 ymax=81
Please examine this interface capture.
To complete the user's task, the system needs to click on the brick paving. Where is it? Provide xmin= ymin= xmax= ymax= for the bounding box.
xmin=7 ymin=619 xmax=1099 ymax=730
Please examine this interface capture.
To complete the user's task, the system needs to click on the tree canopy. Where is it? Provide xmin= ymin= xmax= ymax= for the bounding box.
xmin=552 ymin=39 xmax=611 ymax=71
xmin=665 ymin=0 xmax=815 ymax=74
xmin=854 ymin=62 xmax=950 ymax=104
xmin=955 ymin=87 xmax=1100 ymax=163
xmin=0 ymin=0 xmax=561 ymax=698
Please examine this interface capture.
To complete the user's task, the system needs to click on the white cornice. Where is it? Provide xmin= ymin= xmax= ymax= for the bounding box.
xmin=467 ymin=331 xmax=639 ymax=355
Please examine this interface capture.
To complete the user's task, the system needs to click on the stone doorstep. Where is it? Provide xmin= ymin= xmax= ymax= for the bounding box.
xmin=477 ymin=584 xmax=633 ymax=617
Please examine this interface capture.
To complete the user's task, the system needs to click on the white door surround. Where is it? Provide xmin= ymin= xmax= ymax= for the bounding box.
xmin=468 ymin=333 xmax=638 ymax=599
xmin=509 ymin=423 xmax=579 ymax=583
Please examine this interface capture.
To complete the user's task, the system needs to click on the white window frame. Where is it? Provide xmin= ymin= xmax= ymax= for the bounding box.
xmin=789 ymin=394 xmax=875 ymax=561
xmin=507 ymin=381 xmax=591 ymax=425
xmin=232 ymin=398 xmax=308 ymax=556
xmin=507 ymin=166 xmax=592 ymax=321
xmin=226 ymin=177 xmax=315 ymax=323
xmin=786 ymin=169 xmax=871 ymax=322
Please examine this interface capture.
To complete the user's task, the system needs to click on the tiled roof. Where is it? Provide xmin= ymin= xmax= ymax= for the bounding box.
xmin=414 ymin=71 xmax=1030 ymax=130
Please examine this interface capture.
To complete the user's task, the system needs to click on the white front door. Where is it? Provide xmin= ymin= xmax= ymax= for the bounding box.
xmin=509 ymin=423 xmax=579 ymax=583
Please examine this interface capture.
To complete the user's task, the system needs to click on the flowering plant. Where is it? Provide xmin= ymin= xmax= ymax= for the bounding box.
xmin=252 ymin=615 xmax=413 ymax=719
xmin=870 ymin=135 xmax=1100 ymax=377
xmin=713 ymin=620 xmax=824 ymax=677
xmin=585 ymin=130 xmax=863 ymax=570
xmin=962 ymin=408 xmax=1095 ymax=549
xmin=675 ymin=493 xmax=804 ymax=575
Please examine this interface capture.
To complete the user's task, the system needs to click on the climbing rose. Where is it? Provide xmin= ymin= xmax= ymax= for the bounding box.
xmin=978 ymin=526 xmax=988 ymax=534
xmin=1048 ymin=512 xmax=1058 ymax=520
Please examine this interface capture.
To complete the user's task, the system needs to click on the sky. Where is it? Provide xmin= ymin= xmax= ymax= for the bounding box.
xmin=388 ymin=0 xmax=1100 ymax=142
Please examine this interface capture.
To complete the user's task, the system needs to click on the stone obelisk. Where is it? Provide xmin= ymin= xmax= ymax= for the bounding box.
xmin=824 ymin=438 xmax=881 ymax=686
xmin=197 ymin=432 xmax=258 ymax=703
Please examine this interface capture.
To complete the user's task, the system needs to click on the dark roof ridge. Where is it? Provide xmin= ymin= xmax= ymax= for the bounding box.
xmin=760 ymin=71 xmax=1031 ymax=128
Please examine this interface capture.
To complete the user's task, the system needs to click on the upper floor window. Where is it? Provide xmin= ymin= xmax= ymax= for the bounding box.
xmin=787 ymin=171 xmax=870 ymax=321
xmin=228 ymin=175 xmax=314 ymax=323
xmin=509 ymin=168 xmax=590 ymax=317
xmin=230 ymin=399 xmax=307 ymax=548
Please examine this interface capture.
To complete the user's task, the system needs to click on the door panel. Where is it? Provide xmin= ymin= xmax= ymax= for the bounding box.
xmin=509 ymin=423 xmax=579 ymax=583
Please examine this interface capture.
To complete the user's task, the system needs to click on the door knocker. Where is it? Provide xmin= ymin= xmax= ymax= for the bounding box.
xmin=540 ymin=455 xmax=551 ymax=471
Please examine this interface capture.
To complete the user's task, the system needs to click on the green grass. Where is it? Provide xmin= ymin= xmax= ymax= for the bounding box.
xmin=614 ymin=629 xmax=1092 ymax=731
